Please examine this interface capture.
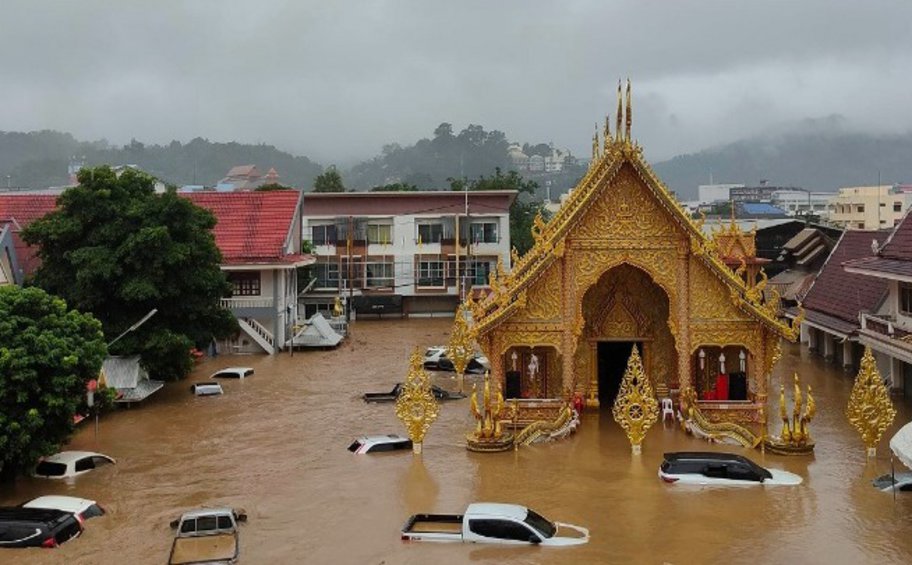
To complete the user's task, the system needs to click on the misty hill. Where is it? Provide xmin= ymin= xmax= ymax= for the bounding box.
xmin=0 ymin=130 xmax=322 ymax=189
xmin=652 ymin=121 xmax=912 ymax=199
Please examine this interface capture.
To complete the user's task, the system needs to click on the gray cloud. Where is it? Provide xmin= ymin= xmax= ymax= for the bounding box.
xmin=1 ymin=0 xmax=909 ymax=164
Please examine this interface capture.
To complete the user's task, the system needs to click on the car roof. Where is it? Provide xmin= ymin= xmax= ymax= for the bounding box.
xmin=212 ymin=367 xmax=253 ymax=374
xmin=466 ymin=503 xmax=529 ymax=520
xmin=0 ymin=506 xmax=70 ymax=521
xmin=180 ymin=508 xmax=235 ymax=520
xmin=357 ymin=434 xmax=409 ymax=444
xmin=42 ymin=451 xmax=115 ymax=464
xmin=663 ymin=452 xmax=753 ymax=464
xmin=23 ymin=496 xmax=97 ymax=513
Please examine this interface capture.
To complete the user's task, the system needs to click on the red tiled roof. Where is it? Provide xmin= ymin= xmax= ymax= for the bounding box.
xmin=184 ymin=191 xmax=305 ymax=265
xmin=802 ymin=230 xmax=889 ymax=326
xmin=875 ymin=207 xmax=912 ymax=261
xmin=0 ymin=194 xmax=59 ymax=277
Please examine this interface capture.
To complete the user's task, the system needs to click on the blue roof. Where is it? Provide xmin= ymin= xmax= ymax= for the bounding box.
xmin=741 ymin=203 xmax=786 ymax=215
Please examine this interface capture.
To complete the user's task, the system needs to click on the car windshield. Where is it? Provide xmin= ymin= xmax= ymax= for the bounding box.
xmin=523 ymin=509 xmax=556 ymax=538
xmin=82 ymin=504 xmax=105 ymax=519
xmin=347 ymin=441 xmax=362 ymax=453
xmin=35 ymin=461 xmax=67 ymax=477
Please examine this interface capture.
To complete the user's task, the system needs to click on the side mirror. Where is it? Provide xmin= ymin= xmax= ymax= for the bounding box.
xmin=234 ymin=510 xmax=248 ymax=523
xmin=169 ymin=519 xmax=180 ymax=529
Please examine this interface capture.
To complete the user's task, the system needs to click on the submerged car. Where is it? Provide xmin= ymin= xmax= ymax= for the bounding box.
xmin=191 ymin=382 xmax=224 ymax=396
xmin=872 ymin=472 xmax=912 ymax=492
xmin=362 ymin=383 xmax=466 ymax=402
xmin=22 ymin=496 xmax=106 ymax=524
xmin=658 ymin=452 xmax=802 ymax=486
xmin=348 ymin=434 xmax=413 ymax=454
xmin=33 ymin=451 xmax=116 ymax=480
xmin=211 ymin=367 xmax=254 ymax=379
xmin=436 ymin=354 xmax=491 ymax=374
xmin=0 ymin=507 xmax=83 ymax=548
xmin=422 ymin=346 xmax=449 ymax=370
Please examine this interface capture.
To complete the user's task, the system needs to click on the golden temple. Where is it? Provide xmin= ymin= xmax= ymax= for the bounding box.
xmin=466 ymin=80 xmax=802 ymax=438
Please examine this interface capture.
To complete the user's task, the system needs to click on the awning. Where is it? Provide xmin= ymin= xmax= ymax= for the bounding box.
xmin=890 ymin=421 xmax=912 ymax=470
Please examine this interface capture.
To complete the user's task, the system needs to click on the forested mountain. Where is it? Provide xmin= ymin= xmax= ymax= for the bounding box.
xmin=652 ymin=123 xmax=912 ymax=199
xmin=0 ymin=131 xmax=322 ymax=189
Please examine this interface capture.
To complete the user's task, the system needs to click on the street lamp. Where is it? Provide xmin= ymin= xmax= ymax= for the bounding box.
xmin=107 ymin=309 xmax=158 ymax=348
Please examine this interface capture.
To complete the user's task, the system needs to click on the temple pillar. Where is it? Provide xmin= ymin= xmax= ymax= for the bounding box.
xmin=890 ymin=357 xmax=902 ymax=392
xmin=842 ymin=340 xmax=854 ymax=368
xmin=807 ymin=327 xmax=818 ymax=351
xmin=676 ymin=245 xmax=691 ymax=392
xmin=561 ymin=250 xmax=577 ymax=395
xmin=799 ymin=322 xmax=809 ymax=345
xmin=822 ymin=332 xmax=835 ymax=360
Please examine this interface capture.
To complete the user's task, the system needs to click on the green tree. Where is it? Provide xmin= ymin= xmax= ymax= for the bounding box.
xmin=0 ymin=286 xmax=107 ymax=482
xmin=449 ymin=168 xmax=548 ymax=255
xmin=313 ymin=166 xmax=345 ymax=192
xmin=370 ymin=182 xmax=418 ymax=192
xmin=255 ymin=182 xmax=291 ymax=191
xmin=22 ymin=166 xmax=237 ymax=380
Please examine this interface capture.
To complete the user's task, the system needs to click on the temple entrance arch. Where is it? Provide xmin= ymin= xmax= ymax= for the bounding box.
xmin=577 ymin=263 xmax=677 ymax=408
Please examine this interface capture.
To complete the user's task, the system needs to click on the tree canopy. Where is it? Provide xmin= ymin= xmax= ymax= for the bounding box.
xmin=370 ymin=182 xmax=418 ymax=192
xmin=0 ymin=286 xmax=106 ymax=481
xmin=448 ymin=168 xmax=549 ymax=255
xmin=22 ymin=166 xmax=237 ymax=380
xmin=313 ymin=166 xmax=346 ymax=192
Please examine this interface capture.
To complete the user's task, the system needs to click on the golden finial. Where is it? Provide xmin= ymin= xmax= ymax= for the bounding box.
xmin=591 ymin=122 xmax=600 ymax=163
xmin=395 ymin=348 xmax=440 ymax=454
xmin=466 ymin=371 xmax=516 ymax=452
xmin=603 ymin=114 xmax=611 ymax=152
xmin=766 ymin=372 xmax=815 ymax=454
xmin=625 ymin=78 xmax=632 ymax=141
xmin=615 ymin=79 xmax=623 ymax=142
xmin=846 ymin=347 xmax=897 ymax=457
xmin=447 ymin=304 xmax=474 ymax=394
xmin=611 ymin=345 xmax=659 ymax=454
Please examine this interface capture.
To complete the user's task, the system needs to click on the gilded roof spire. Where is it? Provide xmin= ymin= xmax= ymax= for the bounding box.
xmin=615 ymin=79 xmax=623 ymax=142
xmin=603 ymin=114 xmax=611 ymax=152
xmin=591 ymin=122 xmax=600 ymax=164
xmin=625 ymin=78 xmax=632 ymax=141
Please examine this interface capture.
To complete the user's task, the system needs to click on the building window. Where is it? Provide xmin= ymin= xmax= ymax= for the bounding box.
xmin=314 ymin=262 xmax=339 ymax=289
xmin=856 ymin=204 xmax=865 ymax=213
xmin=311 ymin=224 xmax=336 ymax=245
xmin=228 ymin=272 xmax=261 ymax=296
xmin=470 ymin=222 xmax=499 ymax=244
xmin=472 ymin=260 xmax=493 ymax=286
xmin=901 ymin=284 xmax=912 ymax=315
xmin=367 ymin=223 xmax=392 ymax=245
xmin=417 ymin=260 xmax=444 ymax=287
xmin=365 ymin=261 xmax=394 ymax=288
xmin=417 ymin=223 xmax=443 ymax=244
xmin=341 ymin=257 xmax=363 ymax=289
xmin=895 ymin=202 xmax=902 ymax=212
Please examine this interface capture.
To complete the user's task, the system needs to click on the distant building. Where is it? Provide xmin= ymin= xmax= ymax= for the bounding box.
xmin=730 ymin=182 xmax=788 ymax=203
xmin=697 ymin=183 xmax=744 ymax=204
xmin=217 ymin=165 xmax=282 ymax=191
xmin=827 ymin=185 xmax=912 ymax=230
xmin=112 ymin=165 xmax=166 ymax=193
xmin=736 ymin=202 xmax=789 ymax=219
xmin=770 ymin=190 xmax=833 ymax=219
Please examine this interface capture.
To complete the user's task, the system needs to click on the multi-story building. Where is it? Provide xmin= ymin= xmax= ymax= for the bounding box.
xmin=828 ymin=185 xmax=912 ymax=230
xmin=770 ymin=190 xmax=833 ymax=219
xmin=697 ymin=183 xmax=744 ymax=204
xmin=300 ymin=190 xmax=516 ymax=317
xmin=730 ymin=183 xmax=784 ymax=203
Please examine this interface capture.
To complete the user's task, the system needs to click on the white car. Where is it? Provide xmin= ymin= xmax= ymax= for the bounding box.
xmin=347 ymin=434 xmax=413 ymax=454
xmin=423 ymin=346 xmax=448 ymax=370
xmin=33 ymin=451 xmax=116 ymax=480
xmin=22 ymin=496 xmax=106 ymax=523
xmin=191 ymin=382 xmax=223 ymax=396
xmin=211 ymin=367 xmax=254 ymax=379
xmin=658 ymin=452 xmax=802 ymax=486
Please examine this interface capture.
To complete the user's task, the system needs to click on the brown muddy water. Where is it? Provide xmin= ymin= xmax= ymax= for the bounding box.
xmin=2 ymin=318 xmax=911 ymax=565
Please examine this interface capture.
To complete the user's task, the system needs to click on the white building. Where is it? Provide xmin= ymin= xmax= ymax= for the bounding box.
xmin=828 ymin=185 xmax=912 ymax=230
xmin=697 ymin=183 xmax=744 ymax=204
xmin=301 ymin=190 xmax=517 ymax=317
xmin=771 ymin=190 xmax=834 ymax=219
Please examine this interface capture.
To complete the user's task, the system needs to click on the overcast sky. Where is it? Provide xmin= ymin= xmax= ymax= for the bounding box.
xmin=1 ymin=1 xmax=910 ymax=165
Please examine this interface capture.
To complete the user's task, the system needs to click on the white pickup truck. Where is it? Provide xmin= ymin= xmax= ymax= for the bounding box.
xmin=401 ymin=503 xmax=588 ymax=546
xmin=168 ymin=508 xmax=246 ymax=565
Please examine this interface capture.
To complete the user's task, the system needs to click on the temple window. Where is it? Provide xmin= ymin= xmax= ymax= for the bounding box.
xmin=693 ymin=346 xmax=750 ymax=402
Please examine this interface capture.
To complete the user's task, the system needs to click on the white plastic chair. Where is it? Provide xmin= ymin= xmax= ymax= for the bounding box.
xmin=661 ymin=398 xmax=675 ymax=423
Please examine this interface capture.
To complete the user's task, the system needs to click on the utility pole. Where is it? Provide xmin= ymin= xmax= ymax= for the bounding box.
xmin=347 ymin=215 xmax=353 ymax=322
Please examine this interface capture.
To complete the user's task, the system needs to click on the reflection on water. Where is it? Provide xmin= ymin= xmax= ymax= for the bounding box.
xmin=2 ymin=319 xmax=911 ymax=564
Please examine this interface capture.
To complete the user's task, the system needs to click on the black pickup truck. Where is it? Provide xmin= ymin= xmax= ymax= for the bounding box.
xmin=362 ymin=383 xmax=466 ymax=403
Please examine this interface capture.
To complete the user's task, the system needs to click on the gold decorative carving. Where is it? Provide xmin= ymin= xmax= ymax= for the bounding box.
xmin=447 ymin=304 xmax=474 ymax=394
xmin=765 ymin=372 xmax=815 ymax=455
xmin=612 ymin=345 xmax=659 ymax=453
xmin=467 ymin=371 xmax=517 ymax=452
xmin=395 ymin=348 xmax=440 ymax=454
xmin=846 ymin=347 xmax=897 ymax=457
xmin=522 ymin=267 xmax=561 ymax=320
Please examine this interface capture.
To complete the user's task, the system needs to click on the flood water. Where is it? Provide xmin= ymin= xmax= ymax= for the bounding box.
xmin=3 ymin=318 xmax=911 ymax=564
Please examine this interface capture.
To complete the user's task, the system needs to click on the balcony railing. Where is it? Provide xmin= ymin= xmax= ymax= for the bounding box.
xmin=860 ymin=312 xmax=912 ymax=340
xmin=221 ymin=297 xmax=275 ymax=310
